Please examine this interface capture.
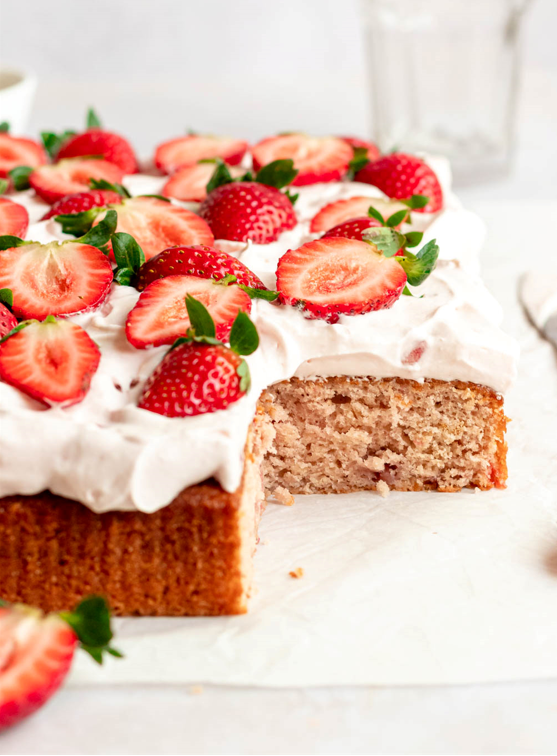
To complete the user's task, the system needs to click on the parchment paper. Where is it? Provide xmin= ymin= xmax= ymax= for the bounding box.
xmin=69 ymin=201 xmax=557 ymax=687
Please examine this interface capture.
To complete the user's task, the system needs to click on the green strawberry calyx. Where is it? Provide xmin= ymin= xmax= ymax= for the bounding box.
xmin=170 ymin=295 xmax=259 ymax=393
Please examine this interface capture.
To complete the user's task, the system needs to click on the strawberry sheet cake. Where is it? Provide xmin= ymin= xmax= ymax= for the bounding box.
xmin=0 ymin=113 xmax=518 ymax=615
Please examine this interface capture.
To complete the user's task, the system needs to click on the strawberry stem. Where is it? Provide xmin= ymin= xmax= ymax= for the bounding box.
xmin=59 ymin=595 xmax=122 ymax=665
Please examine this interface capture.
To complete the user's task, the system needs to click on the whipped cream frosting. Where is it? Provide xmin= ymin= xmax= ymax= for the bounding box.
xmin=0 ymin=156 xmax=519 ymax=513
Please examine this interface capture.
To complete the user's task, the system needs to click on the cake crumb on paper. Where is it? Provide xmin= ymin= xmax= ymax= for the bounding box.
xmin=274 ymin=486 xmax=295 ymax=506
xmin=289 ymin=567 xmax=304 ymax=579
xmin=376 ymin=480 xmax=390 ymax=498
xmin=189 ymin=685 xmax=204 ymax=695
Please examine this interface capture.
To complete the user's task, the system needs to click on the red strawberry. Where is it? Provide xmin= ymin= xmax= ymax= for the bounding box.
xmin=0 ymin=302 xmax=17 ymax=337
xmin=0 ymin=132 xmax=47 ymax=178
xmin=251 ymin=134 xmax=353 ymax=186
xmin=276 ymin=237 xmax=407 ymax=323
xmin=162 ymin=162 xmax=244 ymax=202
xmin=135 ymin=244 xmax=266 ymax=292
xmin=41 ymin=189 xmax=123 ymax=220
xmin=198 ymin=182 xmax=296 ymax=243
xmin=93 ymin=196 xmax=214 ymax=261
xmin=0 ymin=197 xmax=29 ymax=237
xmin=339 ymin=136 xmax=380 ymax=161
xmin=155 ymin=135 xmax=249 ymax=174
xmin=29 ymin=159 xmax=125 ymax=205
xmin=57 ymin=130 xmax=138 ymax=174
xmin=139 ymin=340 xmax=247 ymax=417
xmin=0 ymin=597 xmax=118 ymax=732
xmin=322 ymin=217 xmax=382 ymax=241
xmin=355 ymin=153 xmax=443 ymax=213
xmin=0 ymin=240 xmax=113 ymax=319
xmin=310 ymin=196 xmax=409 ymax=233
xmin=126 ymin=275 xmax=251 ymax=348
xmin=0 ymin=318 xmax=101 ymax=405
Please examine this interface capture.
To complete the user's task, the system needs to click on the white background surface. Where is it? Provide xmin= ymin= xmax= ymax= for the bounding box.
xmin=1 ymin=0 xmax=557 ymax=753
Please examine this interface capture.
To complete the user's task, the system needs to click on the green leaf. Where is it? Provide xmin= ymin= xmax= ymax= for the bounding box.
xmin=240 ymin=171 xmax=254 ymax=182
xmin=0 ymin=235 xmax=27 ymax=250
xmin=347 ymin=147 xmax=370 ymax=180
xmin=401 ymin=194 xmax=429 ymax=210
xmin=140 ymin=194 xmax=171 ymax=202
xmin=236 ymin=359 xmax=251 ymax=393
xmin=403 ymin=231 xmax=423 ymax=248
xmin=229 ymin=310 xmax=259 ymax=356
xmin=386 ymin=209 xmax=409 ymax=228
xmin=362 ymin=227 xmax=405 ymax=258
xmin=0 ymin=122 xmax=9 ymax=133
xmin=60 ymin=595 xmax=122 ymax=666
xmin=41 ymin=130 xmax=76 ymax=159
xmin=86 ymin=108 xmax=102 ymax=129
xmin=0 ymin=179 xmax=7 ymax=195
xmin=112 ymin=232 xmax=145 ymax=274
xmin=367 ymin=205 xmax=385 ymax=225
xmin=89 ymin=178 xmax=131 ymax=198
xmin=285 ymin=189 xmax=299 ymax=206
xmin=237 ymin=284 xmax=278 ymax=301
xmin=8 ymin=166 xmax=33 ymax=191
xmin=397 ymin=239 xmax=439 ymax=286
xmin=185 ymin=294 xmax=216 ymax=339
xmin=255 ymin=159 xmax=298 ymax=189
xmin=0 ymin=319 xmax=34 ymax=345
xmin=113 ymin=268 xmax=134 ymax=286
xmin=0 ymin=288 xmax=13 ymax=307
xmin=55 ymin=207 xmax=102 ymax=236
xmin=206 ymin=159 xmax=235 ymax=194
xmin=402 ymin=285 xmax=423 ymax=298
xmin=76 ymin=208 xmax=118 ymax=248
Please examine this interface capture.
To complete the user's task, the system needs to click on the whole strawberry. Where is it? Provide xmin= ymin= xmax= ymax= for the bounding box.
xmin=135 ymin=244 xmax=266 ymax=291
xmin=0 ymin=596 xmax=120 ymax=732
xmin=199 ymin=181 xmax=296 ymax=244
xmin=322 ymin=216 xmax=382 ymax=241
xmin=53 ymin=108 xmax=138 ymax=174
xmin=42 ymin=187 xmax=123 ymax=220
xmin=197 ymin=158 xmax=299 ymax=244
xmin=355 ymin=153 xmax=443 ymax=213
xmin=139 ymin=295 xmax=259 ymax=417
xmin=0 ymin=293 xmax=17 ymax=337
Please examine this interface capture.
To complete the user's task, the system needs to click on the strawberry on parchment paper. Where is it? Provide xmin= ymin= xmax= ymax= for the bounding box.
xmin=0 ymin=596 xmax=120 ymax=732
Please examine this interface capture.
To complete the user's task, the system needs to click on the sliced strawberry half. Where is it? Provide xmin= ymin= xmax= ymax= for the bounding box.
xmin=310 ymin=196 xmax=409 ymax=233
xmin=0 ymin=133 xmax=47 ymax=178
xmin=0 ymin=302 xmax=17 ymax=338
xmin=29 ymin=159 xmax=125 ymax=205
xmin=0 ymin=604 xmax=77 ymax=731
xmin=162 ymin=162 xmax=244 ymax=202
xmin=42 ymin=189 xmax=123 ymax=220
xmin=276 ymin=237 xmax=407 ymax=323
xmin=154 ymin=135 xmax=249 ymax=174
xmin=198 ymin=182 xmax=296 ymax=243
xmin=57 ymin=130 xmax=138 ymax=174
xmin=0 ymin=197 xmax=29 ymax=237
xmin=251 ymin=134 xmax=353 ymax=186
xmin=0 ymin=597 xmax=118 ymax=732
xmin=355 ymin=153 xmax=443 ymax=213
xmin=0 ymin=240 xmax=113 ymax=319
xmin=0 ymin=318 xmax=101 ymax=406
xmin=339 ymin=136 xmax=380 ymax=161
xmin=126 ymin=275 xmax=251 ymax=348
xmin=135 ymin=244 xmax=266 ymax=291
xmin=94 ymin=196 xmax=214 ymax=261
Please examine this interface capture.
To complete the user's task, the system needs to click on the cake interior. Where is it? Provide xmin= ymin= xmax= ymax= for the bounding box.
xmin=257 ymin=376 xmax=508 ymax=495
